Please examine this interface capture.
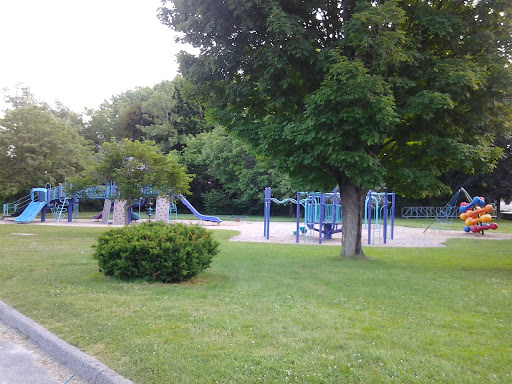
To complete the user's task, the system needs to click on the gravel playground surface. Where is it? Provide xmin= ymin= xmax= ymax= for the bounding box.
xmin=3 ymin=217 xmax=512 ymax=248
xmin=200 ymin=219 xmax=512 ymax=247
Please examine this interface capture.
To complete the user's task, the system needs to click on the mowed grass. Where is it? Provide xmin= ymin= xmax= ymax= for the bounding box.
xmin=0 ymin=224 xmax=511 ymax=383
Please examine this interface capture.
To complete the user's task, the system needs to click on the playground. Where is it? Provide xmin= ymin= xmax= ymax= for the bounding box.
xmin=2 ymin=215 xmax=512 ymax=247
xmin=3 ymin=185 xmax=512 ymax=249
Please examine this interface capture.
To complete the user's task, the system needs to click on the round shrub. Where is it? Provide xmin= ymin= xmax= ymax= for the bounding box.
xmin=92 ymin=222 xmax=220 ymax=283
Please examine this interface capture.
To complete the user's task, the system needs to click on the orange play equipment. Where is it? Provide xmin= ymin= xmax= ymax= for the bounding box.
xmin=459 ymin=196 xmax=498 ymax=234
xmin=459 ymin=204 xmax=493 ymax=220
xmin=464 ymin=213 xmax=492 ymax=226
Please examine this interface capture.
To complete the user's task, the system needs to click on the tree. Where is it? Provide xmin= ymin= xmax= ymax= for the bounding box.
xmin=447 ymin=134 xmax=512 ymax=217
xmin=84 ymin=139 xmax=192 ymax=224
xmin=160 ymin=0 xmax=512 ymax=258
xmin=181 ymin=126 xmax=294 ymax=214
xmin=0 ymin=105 xmax=91 ymax=200
xmin=82 ymin=87 xmax=153 ymax=146
xmin=82 ymin=78 xmax=211 ymax=152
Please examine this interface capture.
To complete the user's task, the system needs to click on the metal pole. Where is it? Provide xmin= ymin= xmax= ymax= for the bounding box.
xmin=383 ymin=192 xmax=388 ymax=244
xmin=367 ymin=191 xmax=372 ymax=245
xmin=319 ymin=193 xmax=325 ymax=244
xmin=391 ymin=193 xmax=395 ymax=240
xmin=264 ymin=188 xmax=271 ymax=239
xmin=296 ymin=191 xmax=301 ymax=243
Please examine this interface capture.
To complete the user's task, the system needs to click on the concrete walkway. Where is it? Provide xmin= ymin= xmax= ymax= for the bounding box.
xmin=0 ymin=300 xmax=134 ymax=384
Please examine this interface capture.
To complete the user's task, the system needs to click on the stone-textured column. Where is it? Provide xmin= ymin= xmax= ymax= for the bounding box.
xmin=155 ymin=197 xmax=169 ymax=222
xmin=113 ymin=200 xmax=128 ymax=225
xmin=101 ymin=199 xmax=111 ymax=224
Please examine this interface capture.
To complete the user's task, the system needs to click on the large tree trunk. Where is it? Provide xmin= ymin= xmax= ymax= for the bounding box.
xmin=338 ymin=178 xmax=369 ymax=259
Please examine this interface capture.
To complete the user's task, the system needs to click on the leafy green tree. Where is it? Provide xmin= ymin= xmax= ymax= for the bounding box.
xmin=0 ymin=105 xmax=92 ymax=200
xmin=83 ymin=139 xmax=192 ymax=224
xmin=448 ymin=134 xmax=512 ymax=216
xmin=182 ymin=127 xmax=293 ymax=214
xmin=82 ymin=78 xmax=211 ymax=152
xmin=161 ymin=0 xmax=512 ymax=258
xmin=82 ymin=87 xmax=153 ymax=146
xmin=2 ymin=84 xmax=39 ymax=109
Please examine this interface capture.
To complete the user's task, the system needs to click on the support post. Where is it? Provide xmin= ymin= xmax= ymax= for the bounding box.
xmin=319 ymin=192 xmax=325 ymax=244
xmin=67 ymin=199 xmax=74 ymax=222
xmin=296 ymin=191 xmax=300 ymax=244
xmin=383 ymin=192 xmax=388 ymax=244
xmin=264 ymin=188 xmax=271 ymax=239
xmin=367 ymin=191 xmax=372 ymax=245
xmin=391 ymin=193 xmax=395 ymax=240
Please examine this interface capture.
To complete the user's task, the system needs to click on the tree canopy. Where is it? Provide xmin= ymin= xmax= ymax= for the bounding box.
xmin=83 ymin=78 xmax=211 ymax=152
xmin=0 ymin=104 xmax=91 ymax=200
xmin=86 ymin=139 xmax=192 ymax=202
xmin=182 ymin=126 xmax=294 ymax=214
xmin=161 ymin=0 xmax=512 ymax=257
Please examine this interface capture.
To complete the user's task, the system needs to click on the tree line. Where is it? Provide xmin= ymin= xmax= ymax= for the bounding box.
xmin=0 ymin=81 xmax=294 ymax=215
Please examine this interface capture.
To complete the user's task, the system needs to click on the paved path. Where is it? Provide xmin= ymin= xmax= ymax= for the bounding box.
xmin=0 ymin=300 xmax=133 ymax=384
xmin=0 ymin=320 xmax=79 ymax=384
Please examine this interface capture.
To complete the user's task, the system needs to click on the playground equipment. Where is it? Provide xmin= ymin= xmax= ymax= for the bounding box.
xmin=2 ymin=193 xmax=32 ymax=219
xmin=7 ymin=180 xmax=221 ymax=226
xmin=14 ymin=188 xmax=48 ymax=223
xmin=13 ymin=185 xmax=80 ymax=224
xmin=365 ymin=191 xmax=395 ymax=245
xmin=264 ymin=188 xmax=341 ymax=244
xmin=10 ymin=182 xmax=118 ymax=224
xmin=459 ymin=196 xmax=498 ymax=234
xmin=176 ymin=195 xmax=222 ymax=224
xmin=264 ymin=188 xmax=395 ymax=245
xmin=423 ymin=188 xmax=472 ymax=232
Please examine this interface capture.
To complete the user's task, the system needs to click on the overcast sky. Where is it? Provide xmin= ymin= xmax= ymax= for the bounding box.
xmin=0 ymin=0 xmax=186 ymax=113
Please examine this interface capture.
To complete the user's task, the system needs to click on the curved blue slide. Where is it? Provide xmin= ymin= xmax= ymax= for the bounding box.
xmin=14 ymin=202 xmax=46 ymax=223
xmin=178 ymin=196 xmax=222 ymax=224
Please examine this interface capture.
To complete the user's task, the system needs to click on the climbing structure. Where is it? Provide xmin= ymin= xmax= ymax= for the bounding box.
xmin=459 ymin=196 xmax=498 ymax=234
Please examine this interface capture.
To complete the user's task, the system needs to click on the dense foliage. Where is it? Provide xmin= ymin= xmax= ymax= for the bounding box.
xmin=92 ymin=222 xmax=219 ymax=283
xmin=72 ymin=139 xmax=192 ymax=224
xmin=182 ymin=127 xmax=294 ymax=214
xmin=160 ymin=0 xmax=512 ymax=257
xmin=83 ymin=78 xmax=211 ymax=152
xmin=0 ymin=104 xmax=91 ymax=200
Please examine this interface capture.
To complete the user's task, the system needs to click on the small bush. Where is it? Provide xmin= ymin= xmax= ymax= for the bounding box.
xmin=92 ymin=222 xmax=220 ymax=283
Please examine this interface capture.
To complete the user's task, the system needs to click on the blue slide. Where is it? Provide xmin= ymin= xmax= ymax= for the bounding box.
xmin=178 ymin=196 xmax=222 ymax=224
xmin=14 ymin=202 xmax=46 ymax=223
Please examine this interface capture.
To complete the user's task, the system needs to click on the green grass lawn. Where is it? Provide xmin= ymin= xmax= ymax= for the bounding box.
xmin=0 ymin=224 xmax=511 ymax=383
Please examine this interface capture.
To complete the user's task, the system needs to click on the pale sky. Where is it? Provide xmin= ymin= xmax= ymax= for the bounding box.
xmin=0 ymin=0 xmax=187 ymax=113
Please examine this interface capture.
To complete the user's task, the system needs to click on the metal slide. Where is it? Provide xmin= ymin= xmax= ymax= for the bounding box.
xmin=14 ymin=202 xmax=47 ymax=223
xmin=178 ymin=195 xmax=222 ymax=223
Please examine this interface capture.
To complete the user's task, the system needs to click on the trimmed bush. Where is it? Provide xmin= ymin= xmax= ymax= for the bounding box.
xmin=92 ymin=222 xmax=219 ymax=283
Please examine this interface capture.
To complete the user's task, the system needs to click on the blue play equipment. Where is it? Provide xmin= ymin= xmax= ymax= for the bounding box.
xmin=177 ymin=195 xmax=222 ymax=224
xmin=264 ymin=187 xmax=395 ymax=245
xmin=264 ymin=188 xmax=342 ymax=244
xmin=2 ymin=193 xmax=32 ymax=218
xmin=364 ymin=191 xmax=395 ymax=245
xmin=12 ymin=184 xmax=81 ymax=224
xmin=9 ymin=182 xmax=118 ymax=224
xmin=14 ymin=188 xmax=48 ymax=223
xmin=7 ymin=180 xmax=221 ymax=225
